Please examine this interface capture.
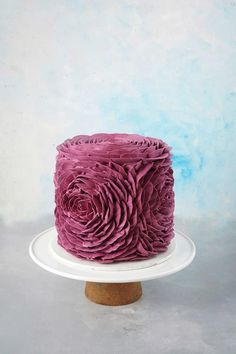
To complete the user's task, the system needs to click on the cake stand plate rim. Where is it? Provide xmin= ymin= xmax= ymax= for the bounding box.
xmin=29 ymin=227 xmax=196 ymax=283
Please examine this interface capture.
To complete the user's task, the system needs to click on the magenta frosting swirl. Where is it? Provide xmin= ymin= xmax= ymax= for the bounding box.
xmin=54 ymin=133 xmax=175 ymax=263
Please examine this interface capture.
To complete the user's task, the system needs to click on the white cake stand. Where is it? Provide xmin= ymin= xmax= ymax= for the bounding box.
xmin=29 ymin=227 xmax=195 ymax=306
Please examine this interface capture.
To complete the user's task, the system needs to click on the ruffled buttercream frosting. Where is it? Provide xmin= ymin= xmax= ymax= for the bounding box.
xmin=54 ymin=133 xmax=175 ymax=263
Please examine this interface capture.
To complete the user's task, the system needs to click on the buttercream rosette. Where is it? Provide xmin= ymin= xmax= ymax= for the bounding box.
xmin=54 ymin=133 xmax=174 ymax=263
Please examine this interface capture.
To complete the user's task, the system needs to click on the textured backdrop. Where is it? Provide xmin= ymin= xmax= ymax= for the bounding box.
xmin=1 ymin=0 xmax=235 ymax=224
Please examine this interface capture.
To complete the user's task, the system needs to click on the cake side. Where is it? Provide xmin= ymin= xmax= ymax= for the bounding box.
xmin=54 ymin=133 xmax=175 ymax=263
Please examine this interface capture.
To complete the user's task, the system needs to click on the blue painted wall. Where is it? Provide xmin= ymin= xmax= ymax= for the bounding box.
xmin=1 ymin=1 xmax=235 ymax=223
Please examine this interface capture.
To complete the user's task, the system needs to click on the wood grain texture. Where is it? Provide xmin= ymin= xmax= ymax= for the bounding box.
xmin=85 ymin=282 xmax=142 ymax=306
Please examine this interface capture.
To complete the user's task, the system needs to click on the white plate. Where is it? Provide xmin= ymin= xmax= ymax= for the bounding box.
xmin=49 ymin=230 xmax=176 ymax=271
xmin=29 ymin=227 xmax=196 ymax=283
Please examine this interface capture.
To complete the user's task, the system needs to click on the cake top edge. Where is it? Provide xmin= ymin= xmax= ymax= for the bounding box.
xmin=57 ymin=133 xmax=171 ymax=151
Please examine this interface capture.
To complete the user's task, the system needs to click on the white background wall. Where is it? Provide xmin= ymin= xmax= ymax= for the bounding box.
xmin=1 ymin=0 xmax=235 ymax=224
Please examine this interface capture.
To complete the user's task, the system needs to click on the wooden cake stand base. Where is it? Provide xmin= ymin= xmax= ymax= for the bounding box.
xmin=85 ymin=281 xmax=142 ymax=306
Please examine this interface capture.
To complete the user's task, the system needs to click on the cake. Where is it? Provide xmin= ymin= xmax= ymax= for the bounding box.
xmin=54 ymin=133 xmax=175 ymax=263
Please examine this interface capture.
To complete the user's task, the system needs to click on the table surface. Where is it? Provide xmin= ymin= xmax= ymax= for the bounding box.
xmin=1 ymin=215 xmax=236 ymax=354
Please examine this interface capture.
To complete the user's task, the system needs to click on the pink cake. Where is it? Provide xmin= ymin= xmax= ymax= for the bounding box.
xmin=54 ymin=133 xmax=175 ymax=263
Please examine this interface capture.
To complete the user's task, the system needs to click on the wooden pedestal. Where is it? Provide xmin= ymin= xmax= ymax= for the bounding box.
xmin=85 ymin=281 xmax=142 ymax=306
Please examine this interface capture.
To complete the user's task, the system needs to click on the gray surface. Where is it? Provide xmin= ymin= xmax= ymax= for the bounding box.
xmin=0 ymin=216 xmax=236 ymax=354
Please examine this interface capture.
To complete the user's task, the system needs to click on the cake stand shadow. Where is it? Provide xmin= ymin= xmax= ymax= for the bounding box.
xmin=29 ymin=228 xmax=195 ymax=306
